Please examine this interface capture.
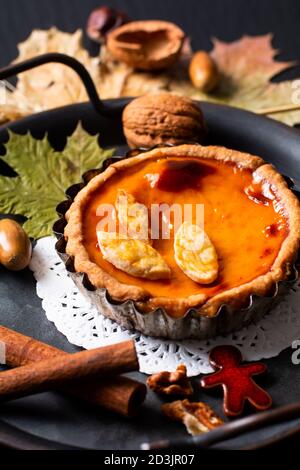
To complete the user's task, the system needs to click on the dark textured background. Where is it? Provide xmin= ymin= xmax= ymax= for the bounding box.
xmin=1 ymin=0 xmax=300 ymax=82
xmin=1 ymin=0 xmax=300 ymax=450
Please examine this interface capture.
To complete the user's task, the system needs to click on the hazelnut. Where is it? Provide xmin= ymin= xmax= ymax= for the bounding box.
xmin=189 ymin=51 xmax=220 ymax=92
xmin=107 ymin=20 xmax=185 ymax=70
xmin=0 ymin=219 xmax=32 ymax=271
xmin=122 ymin=93 xmax=206 ymax=149
xmin=86 ymin=6 xmax=129 ymax=43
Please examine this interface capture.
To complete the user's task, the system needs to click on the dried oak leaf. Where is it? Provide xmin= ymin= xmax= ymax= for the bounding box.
xmin=0 ymin=105 xmax=27 ymax=125
xmin=99 ymin=34 xmax=300 ymax=126
xmin=162 ymin=399 xmax=224 ymax=436
xmin=147 ymin=364 xmax=193 ymax=396
xmin=0 ymin=123 xmax=114 ymax=239
xmin=8 ymin=28 xmax=102 ymax=113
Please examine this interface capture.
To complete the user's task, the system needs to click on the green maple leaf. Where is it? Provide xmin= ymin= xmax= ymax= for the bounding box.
xmin=0 ymin=123 xmax=114 ymax=239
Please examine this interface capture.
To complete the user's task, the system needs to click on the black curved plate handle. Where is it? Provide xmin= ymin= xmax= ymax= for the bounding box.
xmin=0 ymin=52 xmax=116 ymax=118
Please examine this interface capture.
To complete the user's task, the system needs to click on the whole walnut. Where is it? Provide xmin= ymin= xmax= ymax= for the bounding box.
xmin=122 ymin=93 xmax=206 ymax=149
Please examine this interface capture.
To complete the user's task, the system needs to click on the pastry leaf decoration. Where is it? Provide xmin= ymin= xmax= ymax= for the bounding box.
xmin=0 ymin=123 xmax=114 ymax=239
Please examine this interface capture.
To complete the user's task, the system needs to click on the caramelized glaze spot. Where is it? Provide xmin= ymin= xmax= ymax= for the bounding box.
xmin=155 ymin=160 xmax=215 ymax=192
xmin=264 ymin=223 xmax=279 ymax=237
xmin=260 ymin=247 xmax=274 ymax=259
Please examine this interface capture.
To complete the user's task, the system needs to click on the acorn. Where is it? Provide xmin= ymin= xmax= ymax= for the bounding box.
xmin=189 ymin=51 xmax=220 ymax=93
xmin=0 ymin=219 xmax=32 ymax=271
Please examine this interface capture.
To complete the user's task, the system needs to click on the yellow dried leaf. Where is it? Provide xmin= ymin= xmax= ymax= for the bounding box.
xmin=0 ymin=105 xmax=27 ymax=125
xmin=8 ymin=28 xmax=102 ymax=112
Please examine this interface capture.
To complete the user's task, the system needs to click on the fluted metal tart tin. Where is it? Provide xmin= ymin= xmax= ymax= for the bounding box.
xmin=53 ymin=147 xmax=300 ymax=340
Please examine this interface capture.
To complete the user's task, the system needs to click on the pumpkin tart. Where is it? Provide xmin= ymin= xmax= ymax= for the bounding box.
xmin=60 ymin=144 xmax=300 ymax=338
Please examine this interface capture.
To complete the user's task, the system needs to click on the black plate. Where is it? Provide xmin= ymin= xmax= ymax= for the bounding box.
xmin=0 ymin=100 xmax=300 ymax=450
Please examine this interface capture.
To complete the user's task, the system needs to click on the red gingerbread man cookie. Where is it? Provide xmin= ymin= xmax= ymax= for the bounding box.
xmin=200 ymin=345 xmax=272 ymax=417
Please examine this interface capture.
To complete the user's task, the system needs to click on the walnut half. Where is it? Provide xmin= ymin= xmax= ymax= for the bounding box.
xmin=147 ymin=364 xmax=193 ymax=397
xmin=107 ymin=20 xmax=185 ymax=71
xmin=162 ymin=399 xmax=224 ymax=436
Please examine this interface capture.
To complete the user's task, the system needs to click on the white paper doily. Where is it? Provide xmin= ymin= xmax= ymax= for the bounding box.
xmin=29 ymin=236 xmax=300 ymax=376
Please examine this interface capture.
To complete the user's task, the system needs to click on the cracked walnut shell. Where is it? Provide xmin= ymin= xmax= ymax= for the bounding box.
xmin=147 ymin=364 xmax=193 ymax=396
xmin=122 ymin=93 xmax=206 ymax=148
xmin=106 ymin=20 xmax=185 ymax=70
xmin=162 ymin=399 xmax=224 ymax=436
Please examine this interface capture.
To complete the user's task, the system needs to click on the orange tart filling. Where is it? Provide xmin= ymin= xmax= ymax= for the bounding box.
xmin=81 ymin=155 xmax=289 ymax=316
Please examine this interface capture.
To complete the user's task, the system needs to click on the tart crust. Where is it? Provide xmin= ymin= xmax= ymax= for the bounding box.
xmin=64 ymin=144 xmax=300 ymax=320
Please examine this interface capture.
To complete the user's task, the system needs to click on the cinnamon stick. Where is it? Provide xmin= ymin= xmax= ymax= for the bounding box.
xmin=0 ymin=340 xmax=138 ymax=402
xmin=0 ymin=326 xmax=146 ymax=416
